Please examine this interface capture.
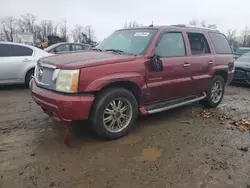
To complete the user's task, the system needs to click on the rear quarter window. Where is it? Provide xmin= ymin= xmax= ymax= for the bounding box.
xmin=0 ymin=44 xmax=33 ymax=57
xmin=208 ymin=32 xmax=232 ymax=54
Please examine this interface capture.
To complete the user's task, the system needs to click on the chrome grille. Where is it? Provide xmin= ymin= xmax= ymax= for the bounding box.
xmin=35 ymin=60 xmax=57 ymax=90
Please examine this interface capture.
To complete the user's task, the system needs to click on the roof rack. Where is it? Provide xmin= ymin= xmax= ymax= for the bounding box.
xmin=173 ymin=24 xmax=219 ymax=32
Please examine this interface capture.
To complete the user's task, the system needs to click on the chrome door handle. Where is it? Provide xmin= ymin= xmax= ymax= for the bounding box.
xmin=183 ymin=62 xmax=190 ymax=67
xmin=208 ymin=61 xmax=214 ymax=64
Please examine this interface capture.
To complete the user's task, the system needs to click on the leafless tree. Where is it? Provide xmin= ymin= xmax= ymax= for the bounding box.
xmin=19 ymin=13 xmax=36 ymax=34
xmin=189 ymin=19 xmax=198 ymax=26
xmin=40 ymin=20 xmax=56 ymax=39
xmin=59 ymin=19 xmax=68 ymax=41
xmin=124 ymin=21 xmax=141 ymax=28
xmin=226 ymin=29 xmax=237 ymax=47
xmin=84 ymin=25 xmax=95 ymax=42
xmin=72 ymin=24 xmax=84 ymax=42
xmin=241 ymin=26 xmax=250 ymax=47
xmin=1 ymin=16 xmax=16 ymax=41
xmin=188 ymin=19 xmax=217 ymax=29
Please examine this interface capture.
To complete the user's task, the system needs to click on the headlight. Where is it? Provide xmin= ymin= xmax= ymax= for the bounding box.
xmin=56 ymin=69 xmax=79 ymax=93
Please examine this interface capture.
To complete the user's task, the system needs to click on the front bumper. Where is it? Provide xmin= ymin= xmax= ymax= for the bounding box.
xmin=232 ymin=67 xmax=250 ymax=85
xmin=30 ymin=79 xmax=95 ymax=123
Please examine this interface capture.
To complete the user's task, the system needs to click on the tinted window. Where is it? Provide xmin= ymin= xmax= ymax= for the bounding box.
xmin=72 ymin=44 xmax=84 ymax=51
xmin=55 ymin=44 xmax=70 ymax=52
xmin=187 ymin=33 xmax=211 ymax=55
xmin=0 ymin=44 xmax=33 ymax=57
xmin=155 ymin=32 xmax=186 ymax=57
xmin=208 ymin=32 xmax=232 ymax=54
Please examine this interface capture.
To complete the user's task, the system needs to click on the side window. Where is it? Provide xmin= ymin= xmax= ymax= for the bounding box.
xmin=0 ymin=44 xmax=33 ymax=57
xmin=208 ymin=32 xmax=232 ymax=54
xmin=187 ymin=33 xmax=211 ymax=55
xmin=72 ymin=44 xmax=84 ymax=51
xmin=55 ymin=44 xmax=70 ymax=52
xmin=155 ymin=32 xmax=186 ymax=57
xmin=82 ymin=45 xmax=90 ymax=50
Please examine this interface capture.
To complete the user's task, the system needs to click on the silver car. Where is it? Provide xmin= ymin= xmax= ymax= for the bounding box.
xmin=0 ymin=41 xmax=52 ymax=85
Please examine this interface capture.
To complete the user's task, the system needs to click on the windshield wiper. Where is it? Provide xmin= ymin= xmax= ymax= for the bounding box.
xmin=92 ymin=48 xmax=103 ymax=52
xmin=104 ymin=49 xmax=124 ymax=54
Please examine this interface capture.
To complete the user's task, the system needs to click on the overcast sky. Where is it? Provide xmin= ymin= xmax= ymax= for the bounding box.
xmin=1 ymin=0 xmax=250 ymax=41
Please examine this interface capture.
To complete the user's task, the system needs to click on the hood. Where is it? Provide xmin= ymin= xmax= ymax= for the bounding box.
xmin=235 ymin=60 xmax=250 ymax=69
xmin=39 ymin=51 xmax=136 ymax=68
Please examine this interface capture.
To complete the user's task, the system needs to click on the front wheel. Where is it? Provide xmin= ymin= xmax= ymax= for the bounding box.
xmin=90 ymin=88 xmax=138 ymax=140
xmin=201 ymin=75 xmax=225 ymax=108
xmin=25 ymin=69 xmax=34 ymax=86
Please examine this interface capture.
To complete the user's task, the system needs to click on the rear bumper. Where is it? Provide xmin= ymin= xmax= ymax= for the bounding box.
xmin=30 ymin=79 xmax=95 ymax=123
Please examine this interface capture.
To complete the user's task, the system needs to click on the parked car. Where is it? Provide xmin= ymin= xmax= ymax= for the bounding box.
xmin=233 ymin=52 xmax=250 ymax=84
xmin=30 ymin=25 xmax=234 ymax=140
xmin=233 ymin=47 xmax=250 ymax=59
xmin=0 ymin=41 xmax=52 ymax=85
xmin=44 ymin=42 xmax=91 ymax=54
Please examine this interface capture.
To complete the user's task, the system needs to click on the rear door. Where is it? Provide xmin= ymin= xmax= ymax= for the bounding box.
xmin=184 ymin=31 xmax=213 ymax=93
xmin=145 ymin=30 xmax=193 ymax=103
xmin=0 ymin=44 xmax=34 ymax=82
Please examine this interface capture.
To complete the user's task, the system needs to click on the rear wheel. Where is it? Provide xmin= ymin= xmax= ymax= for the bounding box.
xmin=201 ymin=75 xmax=225 ymax=108
xmin=25 ymin=69 xmax=34 ymax=86
xmin=90 ymin=88 xmax=138 ymax=140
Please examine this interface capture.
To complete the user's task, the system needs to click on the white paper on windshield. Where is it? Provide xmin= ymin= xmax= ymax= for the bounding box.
xmin=134 ymin=32 xmax=150 ymax=36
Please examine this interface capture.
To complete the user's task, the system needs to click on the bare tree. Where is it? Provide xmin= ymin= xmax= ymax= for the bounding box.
xmin=72 ymin=24 xmax=84 ymax=42
xmin=189 ymin=19 xmax=198 ymax=26
xmin=124 ymin=21 xmax=141 ymax=28
xmin=59 ymin=19 xmax=68 ymax=41
xmin=19 ymin=13 xmax=36 ymax=34
xmin=84 ymin=25 xmax=95 ymax=42
xmin=1 ymin=16 xmax=16 ymax=41
xmin=40 ymin=20 xmax=55 ymax=39
xmin=188 ymin=19 xmax=217 ymax=29
xmin=241 ymin=26 xmax=250 ymax=47
xmin=226 ymin=29 xmax=237 ymax=47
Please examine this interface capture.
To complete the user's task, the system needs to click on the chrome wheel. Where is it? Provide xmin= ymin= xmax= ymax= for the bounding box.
xmin=211 ymin=80 xmax=223 ymax=103
xmin=103 ymin=98 xmax=133 ymax=133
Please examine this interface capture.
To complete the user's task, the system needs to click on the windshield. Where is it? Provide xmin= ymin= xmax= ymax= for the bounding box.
xmin=236 ymin=53 xmax=250 ymax=63
xmin=95 ymin=29 xmax=157 ymax=55
xmin=235 ymin=48 xmax=250 ymax=55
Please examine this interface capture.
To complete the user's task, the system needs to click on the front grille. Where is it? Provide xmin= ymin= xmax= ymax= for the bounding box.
xmin=35 ymin=61 xmax=57 ymax=90
xmin=234 ymin=67 xmax=250 ymax=80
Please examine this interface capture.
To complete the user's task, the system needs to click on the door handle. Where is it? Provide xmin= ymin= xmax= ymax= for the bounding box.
xmin=208 ymin=61 xmax=214 ymax=64
xmin=183 ymin=62 xmax=190 ymax=67
xmin=22 ymin=59 xmax=31 ymax=62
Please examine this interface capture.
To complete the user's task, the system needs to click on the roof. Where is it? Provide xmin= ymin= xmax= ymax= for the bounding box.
xmin=0 ymin=41 xmax=36 ymax=48
xmin=117 ymin=25 xmax=219 ymax=32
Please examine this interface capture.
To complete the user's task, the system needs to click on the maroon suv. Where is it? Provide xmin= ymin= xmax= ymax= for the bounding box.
xmin=30 ymin=25 xmax=234 ymax=140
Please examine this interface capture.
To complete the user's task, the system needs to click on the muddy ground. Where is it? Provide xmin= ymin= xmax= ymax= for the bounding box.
xmin=1 ymin=85 xmax=250 ymax=188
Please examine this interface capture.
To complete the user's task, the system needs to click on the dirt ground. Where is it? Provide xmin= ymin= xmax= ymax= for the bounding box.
xmin=1 ymin=85 xmax=250 ymax=188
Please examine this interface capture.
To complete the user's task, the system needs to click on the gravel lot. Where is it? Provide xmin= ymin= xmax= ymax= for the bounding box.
xmin=1 ymin=84 xmax=250 ymax=188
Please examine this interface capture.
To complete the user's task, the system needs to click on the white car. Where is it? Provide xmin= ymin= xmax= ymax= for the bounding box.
xmin=0 ymin=41 xmax=52 ymax=85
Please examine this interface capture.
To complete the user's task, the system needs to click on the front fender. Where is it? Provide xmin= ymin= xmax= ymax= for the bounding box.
xmin=83 ymin=72 xmax=145 ymax=92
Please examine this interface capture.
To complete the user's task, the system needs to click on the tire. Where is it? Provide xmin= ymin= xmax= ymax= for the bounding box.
xmin=90 ymin=88 xmax=138 ymax=140
xmin=25 ymin=69 xmax=34 ymax=86
xmin=201 ymin=75 xmax=225 ymax=108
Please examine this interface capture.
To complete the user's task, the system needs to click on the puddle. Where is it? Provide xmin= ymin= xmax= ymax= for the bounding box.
xmin=118 ymin=135 xmax=142 ymax=145
xmin=134 ymin=147 xmax=163 ymax=162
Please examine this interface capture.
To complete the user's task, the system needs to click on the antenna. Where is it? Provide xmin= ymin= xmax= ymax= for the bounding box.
xmin=149 ymin=21 xmax=154 ymax=27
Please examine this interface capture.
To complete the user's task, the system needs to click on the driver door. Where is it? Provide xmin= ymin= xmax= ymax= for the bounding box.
xmin=145 ymin=31 xmax=193 ymax=103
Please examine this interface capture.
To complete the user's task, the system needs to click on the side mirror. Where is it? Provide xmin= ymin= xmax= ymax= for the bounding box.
xmin=53 ymin=49 xmax=58 ymax=54
xmin=150 ymin=53 xmax=163 ymax=72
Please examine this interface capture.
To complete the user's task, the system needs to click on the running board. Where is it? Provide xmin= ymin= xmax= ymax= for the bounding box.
xmin=145 ymin=93 xmax=207 ymax=114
